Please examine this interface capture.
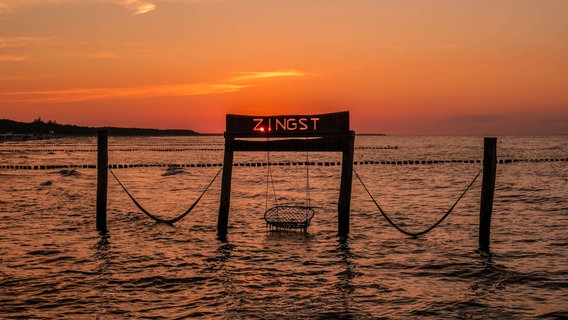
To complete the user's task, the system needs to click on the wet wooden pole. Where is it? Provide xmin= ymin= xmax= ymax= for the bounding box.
xmin=96 ymin=130 xmax=108 ymax=233
xmin=217 ymin=137 xmax=234 ymax=236
xmin=338 ymin=133 xmax=355 ymax=236
xmin=479 ymin=137 xmax=497 ymax=251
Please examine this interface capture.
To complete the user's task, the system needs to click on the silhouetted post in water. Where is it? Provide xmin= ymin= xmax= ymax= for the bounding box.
xmin=479 ymin=137 xmax=497 ymax=251
xmin=97 ymin=130 xmax=108 ymax=233
xmin=217 ymin=137 xmax=234 ymax=236
xmin=338 ymin=132 xmax=355 ymax=236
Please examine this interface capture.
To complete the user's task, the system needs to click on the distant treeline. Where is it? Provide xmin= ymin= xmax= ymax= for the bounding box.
xmin=0 ymin=118 xmax=199 ymax=136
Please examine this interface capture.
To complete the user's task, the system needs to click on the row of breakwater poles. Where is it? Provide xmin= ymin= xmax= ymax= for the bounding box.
xmin=94 ymin=130 xmax=497 ymax=251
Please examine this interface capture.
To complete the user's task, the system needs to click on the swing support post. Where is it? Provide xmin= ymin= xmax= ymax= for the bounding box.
xmin=218 ymin=138 xmax=234 ymax=236
xmin=96 ymin=130 xmax=108 ymax=233
xmin=338 ymin=131 xmax=355 ymax=236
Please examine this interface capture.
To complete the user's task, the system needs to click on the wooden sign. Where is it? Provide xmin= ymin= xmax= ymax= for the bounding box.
xmin=226 ymin=111 xmax=349 ymax=137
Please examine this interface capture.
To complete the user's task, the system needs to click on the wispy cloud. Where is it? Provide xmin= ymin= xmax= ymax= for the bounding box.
xmin=0 ymin=2 xmax=12 ymax=14
xmin=0 ymin=36 xmax=55 ymax=63
xmin=429 ymin=44 xmax=459 ymax=50
xmin=0 ymin=36 xmax=55 ymax=48
xmin=449 ymin=114 xmax=502 ymax=123
xmin=0 ymin=0 xmax=157 ymax=15
xmin=383 ymin=45 xmax=404 ymax=52
xmin=119 ymin=0 xmax=156 ymax=15
xmin=535 ymin=116 xmax=568 ymax=124
xmin=0 ymin=69 xmax=308 ymax=103
xmin=230 ymin=70 xmax=307 ymax=82
xmin=0 ymin=75 xmax=38 ymax=81
xmin=82 ymin=51 xmax=118 ymax=59
xmin=382 ymin=44 xmax=460 ymax=52
xmin=0 ymin=0 xmax=232 ymax=15
xmin=0 ymin=54 xmax=29 ymax=62
xmin=0 ymin=82 xmax=248 ymax=103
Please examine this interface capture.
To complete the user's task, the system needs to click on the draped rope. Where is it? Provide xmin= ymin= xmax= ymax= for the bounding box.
xmin=353 ymin=168 xmax=481 ymax=237
xmin=109 ymin=167 xmax=221 ymax=225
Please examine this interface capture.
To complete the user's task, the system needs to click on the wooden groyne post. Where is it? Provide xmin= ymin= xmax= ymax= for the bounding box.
xmin=338 ymin=132 xmax=355 ymax=236
xmin=96 ymin=130 xmax=108 ymax=233
xmin=479 ymin=137 xmax=497 ymax=251
xmin=217 ymin=138 xmax=234 ymax=236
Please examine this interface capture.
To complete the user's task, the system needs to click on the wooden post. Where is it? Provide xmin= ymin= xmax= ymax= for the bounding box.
xmin=479 ymin=137 xmax=497 ymax=250
xmin=96 ymin=130 xmax=108 ymax=233
xmin=217 ymin=137 xmax=234 ymax=236
xmin=338 ymin=133 xmax=355 ymax=236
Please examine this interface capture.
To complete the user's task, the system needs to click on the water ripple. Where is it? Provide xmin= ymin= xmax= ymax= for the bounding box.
xmin=1 ymin=136 xmax=567 ymax=319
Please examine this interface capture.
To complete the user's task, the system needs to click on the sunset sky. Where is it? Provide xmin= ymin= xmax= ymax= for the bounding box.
xmin=1 ymin=0 xmax=567 ymax=134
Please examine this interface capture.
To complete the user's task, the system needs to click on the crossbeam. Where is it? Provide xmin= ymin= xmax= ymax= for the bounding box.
xmin=228 ymin=136 xmax=350 ymax=152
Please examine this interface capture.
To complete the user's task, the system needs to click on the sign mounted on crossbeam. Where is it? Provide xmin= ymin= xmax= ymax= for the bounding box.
xmin=225 ymin=111 xmax=349 ymax=137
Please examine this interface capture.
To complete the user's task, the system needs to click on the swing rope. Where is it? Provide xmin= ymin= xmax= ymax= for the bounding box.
xmin=353 ymin=168 xmax=481 ymax=237
xmin=264 ymin=149 xmax=312 ymax=208
xmin=266 ymin=147 xmax=279 ymax=209
xmin=110 ymin=167 xmax=221 ymax=225
xmin=263 ymin=141 xmax=315 ymax=231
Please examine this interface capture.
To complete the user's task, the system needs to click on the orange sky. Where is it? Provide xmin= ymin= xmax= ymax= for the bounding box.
xmin=1 ymin=0 xmax=567 ymax=134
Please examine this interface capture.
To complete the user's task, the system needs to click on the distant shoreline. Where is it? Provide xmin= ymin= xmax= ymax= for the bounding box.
xmin=0 ymin=118 xmax=199 ymax=140
xmin=1 ymin=119 xmax=392 ymax=140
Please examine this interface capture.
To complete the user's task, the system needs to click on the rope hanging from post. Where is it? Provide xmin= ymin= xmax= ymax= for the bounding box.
xmin=353 ymin=168 xmax=481 ymax=237
xmin=109 ymin=168 xmax=221 ymax=225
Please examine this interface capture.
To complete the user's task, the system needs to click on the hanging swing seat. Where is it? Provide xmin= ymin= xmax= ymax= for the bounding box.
xmin=264 ymin=205 xmax=315 ymax=231
xmin=263 ymin=144 xmax=315 ymax=232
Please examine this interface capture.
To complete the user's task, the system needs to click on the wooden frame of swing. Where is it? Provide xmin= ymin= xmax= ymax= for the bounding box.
xmin=217 ymin=111 xmax=355 ymax=236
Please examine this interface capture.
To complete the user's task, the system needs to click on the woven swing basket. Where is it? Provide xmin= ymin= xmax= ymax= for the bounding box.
xmin=264 ymin=205 xmax=315 ymax=231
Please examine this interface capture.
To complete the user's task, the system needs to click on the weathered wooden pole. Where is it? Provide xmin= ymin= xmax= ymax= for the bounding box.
xmin=96 ymin=130 xmax=108 ymax=233
xmin=338 ymin=133 xmax=355 ymax=236
xmin=217 ymin=137 xmax=234 ymax=236
xmin=479 ymin=137 xmax=497 ymax=251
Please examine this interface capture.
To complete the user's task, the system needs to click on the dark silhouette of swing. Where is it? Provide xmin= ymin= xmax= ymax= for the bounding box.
xmin=263 ymin=151 xmax=315 ymax=231
xmin=218 ymin=111 xmax=355 ymax=236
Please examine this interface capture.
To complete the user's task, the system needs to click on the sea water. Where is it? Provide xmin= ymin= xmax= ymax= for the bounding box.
xmin=1 ymin=135 xmax=566 ymax=319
